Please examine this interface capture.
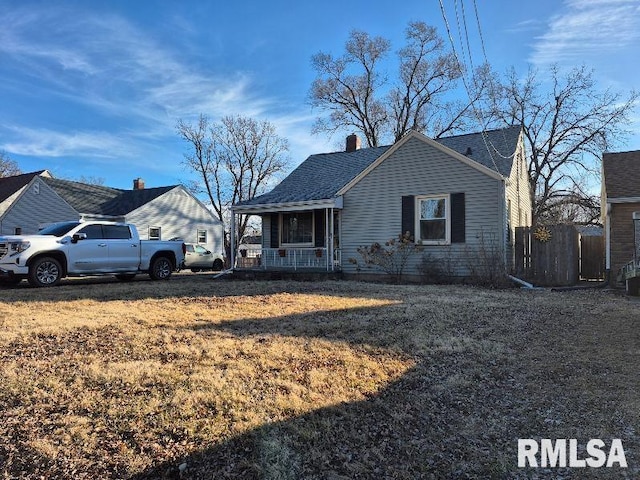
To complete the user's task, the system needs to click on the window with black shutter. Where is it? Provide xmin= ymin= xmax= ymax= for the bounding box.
xmin=403 ymin=193 xmax=465 ymax=245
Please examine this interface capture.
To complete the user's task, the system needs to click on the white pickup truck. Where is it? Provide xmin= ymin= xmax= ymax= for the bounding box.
xmin=0 ymin=221 xmax=185 ymax=287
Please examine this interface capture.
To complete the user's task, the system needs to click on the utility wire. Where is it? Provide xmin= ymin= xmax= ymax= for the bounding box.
xmin=440 ymin=0 xmax=515 ymax=163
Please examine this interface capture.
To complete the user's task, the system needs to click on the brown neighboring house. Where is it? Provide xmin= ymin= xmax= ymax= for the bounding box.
xmin=602 ymin=150 xmax=640 ymax=283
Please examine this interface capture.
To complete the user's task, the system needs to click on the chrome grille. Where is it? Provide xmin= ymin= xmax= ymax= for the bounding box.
xmin=0 ymin=242 xmax=7 ymax=259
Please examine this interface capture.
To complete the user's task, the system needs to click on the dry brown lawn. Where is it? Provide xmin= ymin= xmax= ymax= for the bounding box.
xmin=0 ymin=274 xmax=638 ymax=479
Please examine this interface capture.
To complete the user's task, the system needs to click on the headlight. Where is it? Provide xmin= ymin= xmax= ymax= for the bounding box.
xmin=10 ymin=241 xmax=30 ymax=253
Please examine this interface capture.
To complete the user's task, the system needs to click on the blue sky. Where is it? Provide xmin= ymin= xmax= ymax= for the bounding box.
xmin=1 ymin=0 xmax=639 ymax=190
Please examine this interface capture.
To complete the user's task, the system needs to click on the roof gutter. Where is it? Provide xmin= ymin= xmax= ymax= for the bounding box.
xmin=607 ymin=197 xmax=640 ymax=204
xmin=232 ymin=196 xmax=343 ymax=214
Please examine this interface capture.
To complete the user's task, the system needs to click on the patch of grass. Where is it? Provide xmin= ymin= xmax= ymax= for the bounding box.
xmin=1 ymin=275 xmax=639 ymax=478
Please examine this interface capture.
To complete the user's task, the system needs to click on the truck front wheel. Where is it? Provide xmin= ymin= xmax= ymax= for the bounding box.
xmin=28 ymin=257 xmax=62 ymax=287
xmin=149 ymin=256 xmax=172 ymax=281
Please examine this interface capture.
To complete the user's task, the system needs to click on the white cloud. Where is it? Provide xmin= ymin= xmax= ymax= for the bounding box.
xmin=0 ymin=125 xmax=137 ymax=159
xmin=0 ymin=6 xmax=282 ymax=145
xmin=0 ymin=3 xmax=328 ymax=174
xmin=529 ymin=0 xmax=640 ymax=66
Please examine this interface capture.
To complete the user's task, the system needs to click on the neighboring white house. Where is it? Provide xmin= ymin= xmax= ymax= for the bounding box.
xmin=232 ymin=126 xmax=531 ymax=279
xmin=0 ymin=173 xmax=224 ymax=259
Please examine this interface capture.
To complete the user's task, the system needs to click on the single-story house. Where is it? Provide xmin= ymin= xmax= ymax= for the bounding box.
xmin=0 ymin=172 xmax=224 ymax=257
xmin=231 ymin=126 xmax=531 ymax=280
xmin=601 ymin=150 xmax=640 ymax=283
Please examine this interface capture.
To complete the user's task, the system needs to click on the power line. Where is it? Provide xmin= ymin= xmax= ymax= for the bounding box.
xmin=473 ymin=0 xmax=489 ymax=65
xmin=439 ymin=0 xmax=515 ymax=163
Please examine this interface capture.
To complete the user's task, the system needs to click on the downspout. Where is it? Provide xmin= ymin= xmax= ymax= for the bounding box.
xmin=501 ymin=178 xmax=508 ymax=268
xmin=605 ymin=203 xmax=611 ymax=271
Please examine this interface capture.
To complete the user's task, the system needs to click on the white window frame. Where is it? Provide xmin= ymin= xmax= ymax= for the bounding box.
xmin=149 ymin=226 xmax=161 ymax=240
xmin=415 ymin=194 xmax=451 ymax=245
xmin=280 ymin=211 xmax=314 ymax=247
xmin=197 ymin=229 xmax=207 ymax=244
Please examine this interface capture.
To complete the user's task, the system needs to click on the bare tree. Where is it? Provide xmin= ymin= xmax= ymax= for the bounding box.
xmin=310 ymin=21 xmax=478 ymax=147
xmin=75 ymin=175 xmax=106 ymax=185
xmin=177 ymin=114 xmax=289 ymax=256
xmin=0 ymin=151 xmax=21 ymax=177
xmin=492 ymin=65 xmax=638 ymax=224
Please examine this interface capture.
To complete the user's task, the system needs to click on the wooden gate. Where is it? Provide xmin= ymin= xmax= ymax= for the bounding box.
xmin=580 ymin=235 xmax=605 ymax=280
xmin=514 ymin=225 xmax=580 ymax=286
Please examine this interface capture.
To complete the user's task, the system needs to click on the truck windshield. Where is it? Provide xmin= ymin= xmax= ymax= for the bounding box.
xmin=38 ymin=222 xmax=81 ymax=237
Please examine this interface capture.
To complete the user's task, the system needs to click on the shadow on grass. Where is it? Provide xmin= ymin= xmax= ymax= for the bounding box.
xmin=130 ymin=302 xmax=534 ymax=479
xmin=130 ymin=288 xmax=640 ymax=480
xmin=3 ymin=278 xmax=636 ymax=479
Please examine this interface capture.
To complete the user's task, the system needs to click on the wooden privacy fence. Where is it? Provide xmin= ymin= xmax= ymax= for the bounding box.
xmin=514 ymin=225 xmax=580 ymax=286
xmin=580 ymin=235 xmax=605 ymax=281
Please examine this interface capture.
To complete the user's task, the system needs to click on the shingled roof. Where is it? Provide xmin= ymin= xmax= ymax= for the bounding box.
xmin=0 ymin=170 xmax=48 ymax=203
xmin=237 ymin=126 xmax=521 ymax=207
xmin=603 ymin=150 xmax=640 ymax=199
xmin=437 ymin=125 xmax=521 ymax=177
xmin=41 ymin=177 xmax=176 ymax=215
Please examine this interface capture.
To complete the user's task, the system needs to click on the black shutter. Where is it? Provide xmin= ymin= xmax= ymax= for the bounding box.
xmin=401 ymin=196 xmax=415 ymax=239
xmin=451 ymin=193 xmax=465 ymax=243
xmin=314 ymin=210 xmax=325 ymax=247
xmin=270 ymin=213 xmax=279 ymax=248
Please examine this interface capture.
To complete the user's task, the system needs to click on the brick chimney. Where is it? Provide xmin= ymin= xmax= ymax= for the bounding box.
xmin=346 ymin=134 xmax=361 ymax=152
xmin=133 ymin=178 xmax=145 ymax=190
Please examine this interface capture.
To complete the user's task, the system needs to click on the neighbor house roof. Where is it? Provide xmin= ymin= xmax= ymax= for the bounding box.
xmin=0 ymin=170 xmax=49 ymax=203
xmin=236 ymin=126 xmax=521 ymax=208
xmin=42 ymin=177 xmax=176 ymax=216
xmin=603 ymin=150 xmax=640 ymax=200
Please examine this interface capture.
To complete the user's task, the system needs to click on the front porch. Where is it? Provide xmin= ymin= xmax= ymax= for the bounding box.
xmin=231 ymin=198 xmax=343 ymax=272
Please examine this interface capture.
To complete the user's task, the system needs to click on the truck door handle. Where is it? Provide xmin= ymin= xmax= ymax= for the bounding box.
xmin=98 ymin=243 xmax=107 ymax=247
xmin=131 ymin=244 xmax=138 ymax=247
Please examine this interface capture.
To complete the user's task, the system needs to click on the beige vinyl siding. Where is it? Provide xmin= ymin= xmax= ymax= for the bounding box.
xmin=125 ymin=187 xmax=224 ymax=255
xmin=0 ymin=178 xmax=79 ymax=235
xmin=505 ymin=143 xmax=532 ymax=233
xmin=504 ymin=143 xmax=532 ymax=268
xmin=341 ymin=136 xmax=505 ymax=278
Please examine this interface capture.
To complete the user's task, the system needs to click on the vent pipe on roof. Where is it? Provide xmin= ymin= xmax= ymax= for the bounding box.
xmin=346 ymin=134 xmax=361 ymax=152
xmin=465 ymin=147 xmax=472 ymax=156
xmin=133 ymin=178 xmax=145 ymax=190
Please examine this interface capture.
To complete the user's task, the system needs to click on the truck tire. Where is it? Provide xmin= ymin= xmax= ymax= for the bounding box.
xmin=28 ymin=257 xmax=62 ymax=287
xmin=115 ymin=274 xmax=136 ymax=282
xmin=149 ymin=256 xmax=172 ymax=281
xmin=213 ymin=259 xmax=223 ymax=271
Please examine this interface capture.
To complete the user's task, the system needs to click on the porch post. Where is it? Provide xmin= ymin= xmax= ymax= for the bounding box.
xmin=230 ymin=210 xmax=236 ymax=269
xmin=325 ymin=208 xmax=330 ymax=271
xmin=329 ymin=208 xmax=334 ymax=272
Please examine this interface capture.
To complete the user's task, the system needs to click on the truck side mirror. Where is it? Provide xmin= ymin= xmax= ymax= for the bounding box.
xmin=71 ymin=233 xmax=88 ymax=244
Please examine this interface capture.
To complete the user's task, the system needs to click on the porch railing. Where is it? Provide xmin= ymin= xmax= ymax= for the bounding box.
xmin=621 ymin=259 xmax=639 ymax=281
xmin=236 ymin=247 xmax=341 ymax=271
